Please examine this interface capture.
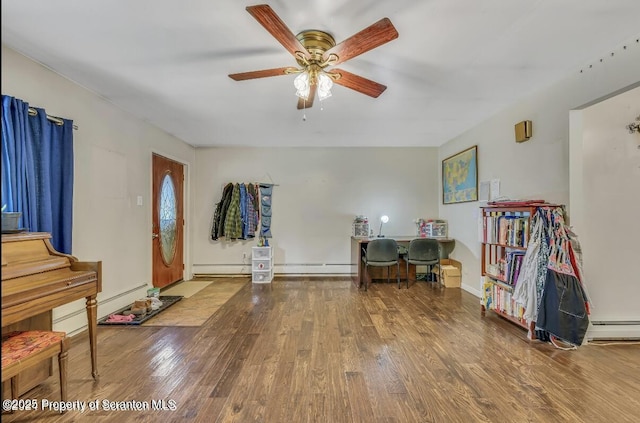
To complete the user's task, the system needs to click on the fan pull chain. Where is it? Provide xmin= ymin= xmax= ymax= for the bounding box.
xmin=302 ymin=98 xmax=307 ymax=121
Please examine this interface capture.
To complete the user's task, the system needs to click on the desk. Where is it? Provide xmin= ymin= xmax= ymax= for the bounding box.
xmin=350 ymin=236 xmax=455 ymax=288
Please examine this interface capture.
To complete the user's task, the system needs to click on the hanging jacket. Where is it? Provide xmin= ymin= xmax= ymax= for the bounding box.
xmin=224 ymin=183 xmax=242 ymax=239
xmin=211 ymin=201 xmax=222 ymax=241
xmin=211 ymin=183 xmax=233 ymax=240
xmin=246 ymin=190 xmax=257 ymax=238
xmin=248 ymin=183 xmax=259 ymax=223
xmin=239 ymin=183 xmax=248 ymax=239
xmin=218 ymin=183 xmax=234 ymax=238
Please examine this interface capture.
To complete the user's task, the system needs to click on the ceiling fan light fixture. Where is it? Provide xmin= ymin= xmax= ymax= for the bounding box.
xmin=294 ymin=72 xmax=311 ymax=99
xmin=317 ymin=72 xmax=333 ymax=101
xmin=317 ymin=88 xmax=332 ymax=101
xmin=229 ymin=5 xmax=399 ymax=109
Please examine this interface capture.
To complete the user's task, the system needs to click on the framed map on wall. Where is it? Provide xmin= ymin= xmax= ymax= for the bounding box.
xmin=442 ymin=146 xmax=478 ymax=204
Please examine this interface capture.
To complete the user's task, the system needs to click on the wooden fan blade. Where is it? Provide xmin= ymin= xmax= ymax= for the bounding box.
xmin=246 ymin=4 xmax=311 ymax=61
xmin=229 ymin=67 xmax=294 ymax=81
xmin=297 ymin=84 xmax=316 ymax=109
xmin=323 ymin=18 xmax=398 ymax=66
xmin=329 ymin=69 xmax=387 ymax=98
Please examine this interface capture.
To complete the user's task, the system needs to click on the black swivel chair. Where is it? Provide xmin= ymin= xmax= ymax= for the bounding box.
xmin=361 ymin=238 xmax=400 ymax=290
xmin=405 ymin=238 xmax=442 ymax=288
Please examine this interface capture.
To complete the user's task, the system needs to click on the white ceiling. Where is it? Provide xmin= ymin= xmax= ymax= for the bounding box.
xmin=2 ymin=1 xmax=639 ymax=148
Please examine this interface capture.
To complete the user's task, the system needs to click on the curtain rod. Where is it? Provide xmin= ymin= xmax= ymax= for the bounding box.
xmin=27 ymin=107 xmax=78 ymax=130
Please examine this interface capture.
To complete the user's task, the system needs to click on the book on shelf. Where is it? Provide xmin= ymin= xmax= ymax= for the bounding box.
xmin=505 ymin=250 xmax=525 ymax=285
xmin=498 ymin=216 xmax=509 ymax=245
xmin=482 ymin=211 xmax=529 ymax=247
xmin=485 ymin=279 xmax=525 ymax=321
xmin=482 ymin=281 xmax=493 ymax=309
xmin=513 ymin=254 xmax=524 ymax=284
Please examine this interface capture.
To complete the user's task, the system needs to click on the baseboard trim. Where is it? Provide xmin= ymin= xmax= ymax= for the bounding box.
xmin=274 ymin=274 xmax=352 ymax=280
xmin=193 ymin=264 xmax=354 ymax=274
xmin=587 ymin=324 xmax=640 ymax=340
xmin=53 ymin=283 xmax=149 ymax=336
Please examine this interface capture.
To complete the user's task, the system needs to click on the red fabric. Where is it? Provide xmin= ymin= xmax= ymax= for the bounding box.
xmin=106 ymin=314 xmax=135 ymax=322
xmin=1 ymin=331 xmax=66 ymax=368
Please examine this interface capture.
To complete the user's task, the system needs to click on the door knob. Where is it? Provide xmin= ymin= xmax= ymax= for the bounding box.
xmin=152 ymin=233 xmax=159 ymax=239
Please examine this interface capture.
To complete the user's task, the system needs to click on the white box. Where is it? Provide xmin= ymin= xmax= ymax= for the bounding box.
xmin=425 ymin=221 xmax=447 ymax=238
xmin=352 ymin=222 xmax=369 ymax=237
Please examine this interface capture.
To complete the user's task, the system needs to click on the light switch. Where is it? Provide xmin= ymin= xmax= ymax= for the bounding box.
xmin=137 ymin=196 xmax=143 ymax=206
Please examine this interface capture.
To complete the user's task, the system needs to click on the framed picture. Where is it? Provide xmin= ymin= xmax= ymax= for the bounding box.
xmin=442 ymin=145 xmax=478 ymax=204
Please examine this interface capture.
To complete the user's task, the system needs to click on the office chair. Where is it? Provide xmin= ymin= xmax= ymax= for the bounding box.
xmin=405 ymin=238 xmax=441 ymax=288
xmin=361 ymin=238 xmax=400 ymax=290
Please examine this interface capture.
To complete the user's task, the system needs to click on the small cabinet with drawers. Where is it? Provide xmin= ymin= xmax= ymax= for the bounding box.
xmin=251 ymin=246 xmax=273 ymax=283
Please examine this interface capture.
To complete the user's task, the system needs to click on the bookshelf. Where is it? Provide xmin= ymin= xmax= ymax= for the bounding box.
xmin=480 ymin=205 xmax=539 ymax=339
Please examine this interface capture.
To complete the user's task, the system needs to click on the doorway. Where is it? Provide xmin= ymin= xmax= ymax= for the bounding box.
xmin=152 ymin=153 xmax=185 ymax=288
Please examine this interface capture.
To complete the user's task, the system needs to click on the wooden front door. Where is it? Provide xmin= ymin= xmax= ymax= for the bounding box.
xmin=152 ymin=153 xmax=184 ymax=288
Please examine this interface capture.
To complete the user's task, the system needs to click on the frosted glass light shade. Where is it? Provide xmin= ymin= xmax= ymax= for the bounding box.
xmin=294 ymin=72 xmax=310 ymax=99
xmin=317 ymin=73 xmax=333 ymax=101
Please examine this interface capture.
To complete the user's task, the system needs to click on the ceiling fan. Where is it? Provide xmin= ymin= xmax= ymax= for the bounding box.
xmin=228 ymin=4 xmax=399 ymax=109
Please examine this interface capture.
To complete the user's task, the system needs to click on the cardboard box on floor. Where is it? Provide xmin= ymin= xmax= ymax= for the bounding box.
xmin=434 ymin=258 xmax=462 ymax=288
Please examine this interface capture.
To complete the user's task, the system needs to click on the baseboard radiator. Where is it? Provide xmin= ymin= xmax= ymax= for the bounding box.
xmin=193 ymin=263 xmax=354 ymax=277
xmin=587 ymin=321 xmax=640 ymax=340
xmin=53 ymin=283 xmax=148 ymax=336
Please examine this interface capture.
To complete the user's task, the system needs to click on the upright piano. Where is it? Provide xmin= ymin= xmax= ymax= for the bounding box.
xmin=1 ymin=232 xmax=101 ymax=393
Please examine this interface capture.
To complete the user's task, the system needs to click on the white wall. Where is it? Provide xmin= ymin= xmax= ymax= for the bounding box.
xmin=439 ymin=38 xmax=640 ymax=338
xmin=192 ymin=147 xmax=439 ymax=274
xmin=570 ymin=86 xmax=640 ymax=338
xmin=1 ymin=45 xmax=196 ymax=335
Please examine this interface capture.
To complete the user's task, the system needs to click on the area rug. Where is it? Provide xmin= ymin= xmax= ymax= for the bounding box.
xmin=160 ymin=280 xmax=213 ymax=298
xmin=97 ymin=296 xmax=183 ymax=326
xmin=142 ymin=278 xmax=250 ymax=327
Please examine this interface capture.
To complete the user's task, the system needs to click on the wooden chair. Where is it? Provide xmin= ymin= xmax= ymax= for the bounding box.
xmin=1 ymin=331 xmax=69 ymax=407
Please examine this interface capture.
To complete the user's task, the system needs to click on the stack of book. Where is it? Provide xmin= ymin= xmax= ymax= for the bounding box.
xmin=483 ymin=214 xmax=529 ymax=247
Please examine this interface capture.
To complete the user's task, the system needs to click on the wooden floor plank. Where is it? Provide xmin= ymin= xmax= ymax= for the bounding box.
xmin=4 ymin=277 xmax=640 ymax=422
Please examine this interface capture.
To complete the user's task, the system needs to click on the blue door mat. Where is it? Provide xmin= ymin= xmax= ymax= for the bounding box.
xmin=98 ymin=296 xmax=183 ymax=326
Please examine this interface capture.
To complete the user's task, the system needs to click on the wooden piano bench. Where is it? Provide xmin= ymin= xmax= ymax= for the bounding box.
xmin=1 ymin=331 xmax=69 ymax=410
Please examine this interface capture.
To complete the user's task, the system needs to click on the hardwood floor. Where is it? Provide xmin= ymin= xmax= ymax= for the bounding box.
xmin=4 ymin=278 xmax=640 ymax=422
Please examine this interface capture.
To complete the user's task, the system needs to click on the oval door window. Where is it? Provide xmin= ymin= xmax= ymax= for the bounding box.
xmin=159 ymin=173 xmax=177 ymax=265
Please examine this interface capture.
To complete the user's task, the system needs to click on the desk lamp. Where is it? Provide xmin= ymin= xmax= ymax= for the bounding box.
xmin=378 ymin=215 xmax=389 ymax=237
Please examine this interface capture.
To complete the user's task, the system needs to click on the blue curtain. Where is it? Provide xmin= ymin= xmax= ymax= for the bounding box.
xmin=1 ymin=95 xmax=74 ymax=253
xmin=1 ymin=96 xmax=37 ymax=229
